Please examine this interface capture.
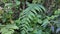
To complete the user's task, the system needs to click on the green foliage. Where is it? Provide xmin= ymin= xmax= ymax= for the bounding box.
xmin=0 ymin=24 xmax=18 ymax=34
xmin=19 ymin=4 xmax=46 ymax=34
xmin=32 ymin=0 xmax=44 ymax=4
xmin=54 ymin=9 xmax=60 ymax=15
xmin=0 ymin=0 xmax=60 ymax=34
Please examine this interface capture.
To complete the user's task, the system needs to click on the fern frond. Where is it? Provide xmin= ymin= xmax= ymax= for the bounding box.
xmin=0 ymin=24 xmax=18 ymax=34
xmin=19 ymin=4 xmax=46 ymax=34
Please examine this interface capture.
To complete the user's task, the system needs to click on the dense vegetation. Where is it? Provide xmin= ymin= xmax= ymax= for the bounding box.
xmin=0 ymin=0 xmax=60 ymax=34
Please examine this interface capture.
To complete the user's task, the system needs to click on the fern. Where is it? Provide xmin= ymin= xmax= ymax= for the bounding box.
xmin=0 ymin=24 xmax=18 ymax=34
xmin=18 ymin=4 xmax=46 ymax=34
